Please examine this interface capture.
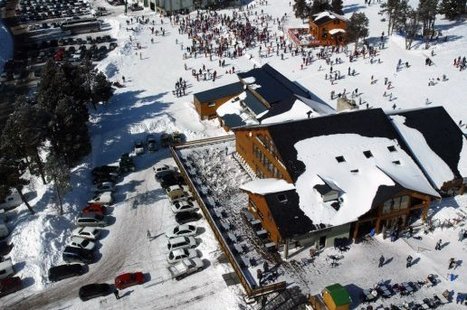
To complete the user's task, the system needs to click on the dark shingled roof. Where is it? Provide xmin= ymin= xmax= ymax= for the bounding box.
xmin=222 ymin=113 xmax=246 ymax=128
xmin=243 ymin=90 xmax=268 ymax=115
xmin=264 ymin=190 xmax=316 ymax=239
xmin=314 ymin=183 xmax=333 ymax=196
xmin=193 ymin=82 xmax=243 ymax=103
xmin=390 ymin=106 xmax=466 ymax=181
xmin=237 ymin=64 xmax=310 ymax=104
xmin=265 ymin=108 xmax=412 ymax=182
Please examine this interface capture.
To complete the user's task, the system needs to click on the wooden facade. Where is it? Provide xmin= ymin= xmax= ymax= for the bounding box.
xmin=194 ymin=94 xmax=239 ymax=120
xmin=235 ymin=127 xmax=292 ymax=182
xmin=247 ymin=192 xmax=282 ymax=243
xmin=309 ymin=14 xmax=347 ymax=46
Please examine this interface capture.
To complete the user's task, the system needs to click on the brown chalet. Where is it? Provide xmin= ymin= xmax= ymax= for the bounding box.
xmin=193 ymin=82 xmax=244 ymax=120
xmin=309 ymin=11 xmax=348 ymax=46
xmin=236 ymin=109 xmax=442 ymax=257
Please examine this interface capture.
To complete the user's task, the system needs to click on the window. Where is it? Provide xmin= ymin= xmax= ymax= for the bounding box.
xmin=336 ymin=156 xmax=346 ymax=163
xmin=277 ymin=194 xmax=287 ymax=203
xmin=392 ymin=160 xmax=401 ymax=165
xmin=387 ymin=145 xmax=397 ymax=152
xmin=207 ymin=102 xmax=216 ymax=107
xmin=363 ymin=150 xmax=373 ymax=158
xmin=401 ymin=196 xmax=410 ymax=209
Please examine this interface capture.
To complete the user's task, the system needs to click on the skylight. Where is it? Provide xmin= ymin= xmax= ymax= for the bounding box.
xmin=387 ymin=145 xmax=397 ymax=152
xmin=336 ymin=156 xmax=346 ymax=163
xmin=363 ymin=150 xmax=373 ymax=158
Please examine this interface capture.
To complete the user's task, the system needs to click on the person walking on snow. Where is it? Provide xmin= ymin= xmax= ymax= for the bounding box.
xmin=406 ymin=255 xmax=413 ymax=268
xmin=379 ymin=255 xmax=385 ymax=268
xmin=114 ymin=289 xmax=120 ymax=300
xmin=435 ymin=239 xmax=442 ymax=250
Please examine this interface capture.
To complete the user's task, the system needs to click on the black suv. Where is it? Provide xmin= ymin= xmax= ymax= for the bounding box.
xmin=63 ymin=246 xmax=95 ymax=264
xmin=160 ymin=172 xmax=185 ymax=189
xmin=175 ymin=211 xmax=202 ymax=225
xmin=48 ymin=264 xmax=87 ymax=282
xmin=79 ymin=283 xmax=112 ymax=301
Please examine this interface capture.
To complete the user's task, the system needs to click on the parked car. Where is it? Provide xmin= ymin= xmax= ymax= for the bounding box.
xmin=166 ymin=185 xmax=191 ymax=203
xmin=92 ymin=182 xmax=115 ymax=193
xmin=160 ymin=172 xmax=185 ymax=189
xmin=160 ymin=133 xmax=171 ymax=147
xmin=165 ymin=224 xmax=197 ymax=239
xmin=119 ymin=153 xmax=135 ymax=173
xmin=168 ymin=257 xmax=204 ymax=280
xmin=167 ymin=236 xmax=197 ymax=251
xmin=171 ymin=131 xmax=183 ymax=145
xmin=72 ymin=226 xmax=101 ymax=240
xmin=154 ymin=164 xmax=177 ymax=181
xmin=146 ymin=134 xmax=158 ymax=152
xmin=88 ymin=191 xmax=113 ymax=205
xmin=0 ymin=276 xmax=22 ymax=298
xmin=114 ymin=272 xmax=144 ymax=290
xmin=91 ymin=165 xmax=119 ymax=178
xmin=82 ymin=204 xmax=106 ymax=216
xmin=134 ymin=140 xmax=144 ymax=155
xmin=79 ymin=283 xmax=112 ymax=301
xmin=175 ymin=211 xmax=202 ymax=225
xmin=76 ymin=214 xmax=109 ymax=227
xmin=68 ymin=236 xmax=96 ymax=251
xmin=167 ymin=248 xmax=198 ymax=264
xmin=171 ymin=199 xmax=198 ymax=213
xmin=62 ymin=246 xmax=94 ymax=264
xmin=0 ymin=259 xmax=14 ymax=279
xmin=48 ymin=264 xmax=87 ymax=282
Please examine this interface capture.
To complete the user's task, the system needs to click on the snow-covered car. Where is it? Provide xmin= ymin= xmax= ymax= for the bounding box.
xmin=68 ymin=236 xmax=96 ymax=251
xmin=134 ymin=140 xmax=145 ymax=155
xmin=171 ymin=199 xmax=198 ymax=213
xmin=168 ymin=257 xmax=204 ymax=280
xmin=72 ymin=226 xmax=101 ymax=240
xmin=167 ymin=236 xmax=197 ymax=251
xmin=165 ymin=224 xmax=197 ymax=239
xmin=88 ymin=191 xmax=113 ymax=205
xmin=154 ymin=164 xmax=177 ymax=181
xmin=92 ymin=182 xmax=115 ymax=193
xmin=167 ymin=248 xmax=198 ymax=264
xmin=146 ymin=134 xmax=158 ymax=152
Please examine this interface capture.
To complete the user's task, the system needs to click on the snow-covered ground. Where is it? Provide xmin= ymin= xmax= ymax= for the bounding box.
xmin=2 ymin=0 xmax=467 ymax=308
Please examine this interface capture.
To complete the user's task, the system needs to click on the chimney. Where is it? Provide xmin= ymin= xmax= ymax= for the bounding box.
xmin=307 ymin=110 xmax=312 ymax=119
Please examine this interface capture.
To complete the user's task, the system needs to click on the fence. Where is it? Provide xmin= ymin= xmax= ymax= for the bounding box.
xmin=170 ymin=137 xmax=286 ymax=298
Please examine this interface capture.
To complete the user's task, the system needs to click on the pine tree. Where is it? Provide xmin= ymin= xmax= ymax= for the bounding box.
xmin=91 ymin=72 xmax=113 ymax=107
xmin=45 ymin=153 xmax=71 ymax=215
xmin=347 ymin=12 xmax=369 ymax=51
xmin=439 ymin=0 xmax=466 ymax=19
xmin=331 ymin=0 xmax=344 ymax=14
xmin=294 ymin=0 xmax=309 ymax=19
xmin=309 ymin=0 xmax=331 ymax=16
xmin=418 ymin=0 xmax=439 ymax=46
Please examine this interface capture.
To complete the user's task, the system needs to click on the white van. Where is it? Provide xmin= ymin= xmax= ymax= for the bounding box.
xmin=0 ymin=258 xmax=14 ymax=280
xmin=0 ymin=219 xmax=9 ymax=239
xmin=0 ymin=188 xmax=22 ymax=210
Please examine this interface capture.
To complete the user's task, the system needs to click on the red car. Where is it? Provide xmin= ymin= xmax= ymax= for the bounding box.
xmin=114 ymin=272 xmax=144 ymax=290
xmin=0 ymin=277 xmax=22 ymax=298
xmin=82 ymin=204 xmax=106 ymax=216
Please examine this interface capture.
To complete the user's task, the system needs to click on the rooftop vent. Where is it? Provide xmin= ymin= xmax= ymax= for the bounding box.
xmin=350 ymin=169 xmax=359 ymax=173
xmin=392 ymin=160 xmax=401 ymax=165
xmin=363 ymin=150 xmax=373 ymax=158
xmin=277 ymin=194 xmax=287 ymax=203
xmin=387 ymin=145 xmax=397 ymax=152
xmin=336 ymin=156 xmax=346 ymax=163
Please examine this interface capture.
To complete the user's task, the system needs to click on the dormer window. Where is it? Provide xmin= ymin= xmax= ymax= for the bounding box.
xmin=363 ymin=150 xmax=373 ymax=158
xmin=277 ymin=194 xmax=287 ymax=203
xmin=350 ymin=169 xmax=359 ymax=173
xmin=392 ymin=160 xmax=401 ymax=165
xmin=387 ymin=145 xmax=397 ymax=152
xmin=336 ymin=156 xmax=346 ymax=163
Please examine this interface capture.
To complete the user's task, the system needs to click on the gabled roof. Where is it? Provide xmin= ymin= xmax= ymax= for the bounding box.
xmin=237 ymin=64 xmax=310 ymax=104
xmin=311 ymin=11 xmax=348 ymax=26
xmin=389 ymin=106 xmax=467 ymax=189
xmin=314 ymin=175 xmax=343 ymax=195
xmin=263 ymin=190 xmax=316 ymax=239
xmin=193 ymin=82 xmax=243 ymax=103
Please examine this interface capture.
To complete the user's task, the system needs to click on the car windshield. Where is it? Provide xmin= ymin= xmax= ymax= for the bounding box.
xmin=174 ymin=227 xmax=179 ymax=233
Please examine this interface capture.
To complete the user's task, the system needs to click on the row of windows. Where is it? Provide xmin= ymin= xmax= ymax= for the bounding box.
xmin=256 ymin=134 xmax=279 ymax=158
xmin=253 ymin=143 xmax=282 ymax=179
xmin=336 ymin=146 xmax=399 ymax=163
xmin=382 ymin=196 xmax=410 ymax=214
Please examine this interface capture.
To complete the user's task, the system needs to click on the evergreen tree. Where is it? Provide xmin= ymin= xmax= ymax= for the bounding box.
xmin=381 ymin=0 xmax=410 ymax=35
xmin=331 ymin=0 xmax=344 ymax=14
xmin=309 ymin=0 xmax=331 ymax=16
xmin=294 ymin=0 xmax=309 ymax=19
xmin=0 ymin=156 xmax=34 ymax=214
xmin=347 ymin=12 xmax=369 ymax=51
xmin=418 ymin=0 xmax=439 ymax=46
xmin=45 ymin=153 xmax=71 ymax=215
xmin=439 ymin=0 xmax=466 ymax=19
xmin=403 ymin=7 xmax=420 ymax=49
xmin=91 ymin=72 xmax=113 ymax=108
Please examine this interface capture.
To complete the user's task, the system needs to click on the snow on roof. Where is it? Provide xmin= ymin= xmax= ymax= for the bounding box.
xmin=391 ymin=115 xmax=455 ymax=188
xmin=242 ymin=77 xmax=256 ymax=84
xmin=240 ymin=178 xmax=295 ymax=195
xmin=329 ymin=28 xmax=346 ymax=35
xmin=313 ymin=11 xmax=337 ymax=22
xmin=216 ymin=92 xmax=259 ymax=127
xmin=261 ymin=98 xmax=314 ymax=124
xmin=294 ymin=133 xmax=438 ymax=226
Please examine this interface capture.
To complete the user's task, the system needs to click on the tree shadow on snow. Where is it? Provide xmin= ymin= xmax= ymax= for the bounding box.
xmin=22 ymin=277 xmax=35 ymax=288
xmin=196 ymin=227 xmax=206 ymax=236
xmin=120 ymin=290 xmax=134 ymax=298
xmin=343 ymin=4 xmax=366 ymax=15
xmin=344 ymin=283 xmax=364 ymax=309
xmin=411 ymin=257 xmax=421 ymax=266
xmin=13 ymin=261 xmax=26 ymax=273
xmin=428 ymin=197 xmax=460 ymax=219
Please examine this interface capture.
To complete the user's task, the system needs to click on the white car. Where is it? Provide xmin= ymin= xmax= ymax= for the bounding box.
xmin=167 ymin=236 xmax=197 ymax=251
xmin=165 ymin=224 xmax=197 ymax=239
xmin=171 ymin=200 xmax=198 ymax=213
xmin=68 ymin=236 xmax=96 ymax=251
xmin=134 ymin=140 xmax=145 ymax=155
xmin=167 ymin=248 xmax=198 ymax=264
xmin=72 ymin=226 xmax=101 ymax=240
xmin=88 ymin=191 xmax=113 ymax=205
xmin=92 ymin=182 xmax=115 ymax=193
xmin=154 ymin=164 xmax=177 ymax=181
xmin=168 ymin=257 xmax=204 ymax=280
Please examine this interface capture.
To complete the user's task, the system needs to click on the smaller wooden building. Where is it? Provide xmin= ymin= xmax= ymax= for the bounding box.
xmin=322 ymin=284 xmax=351 ymax=310
xmin=193 ymin=82 xmax=243 ymax=120
xmin=309 ymin=11 xmax=348 ymax=46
